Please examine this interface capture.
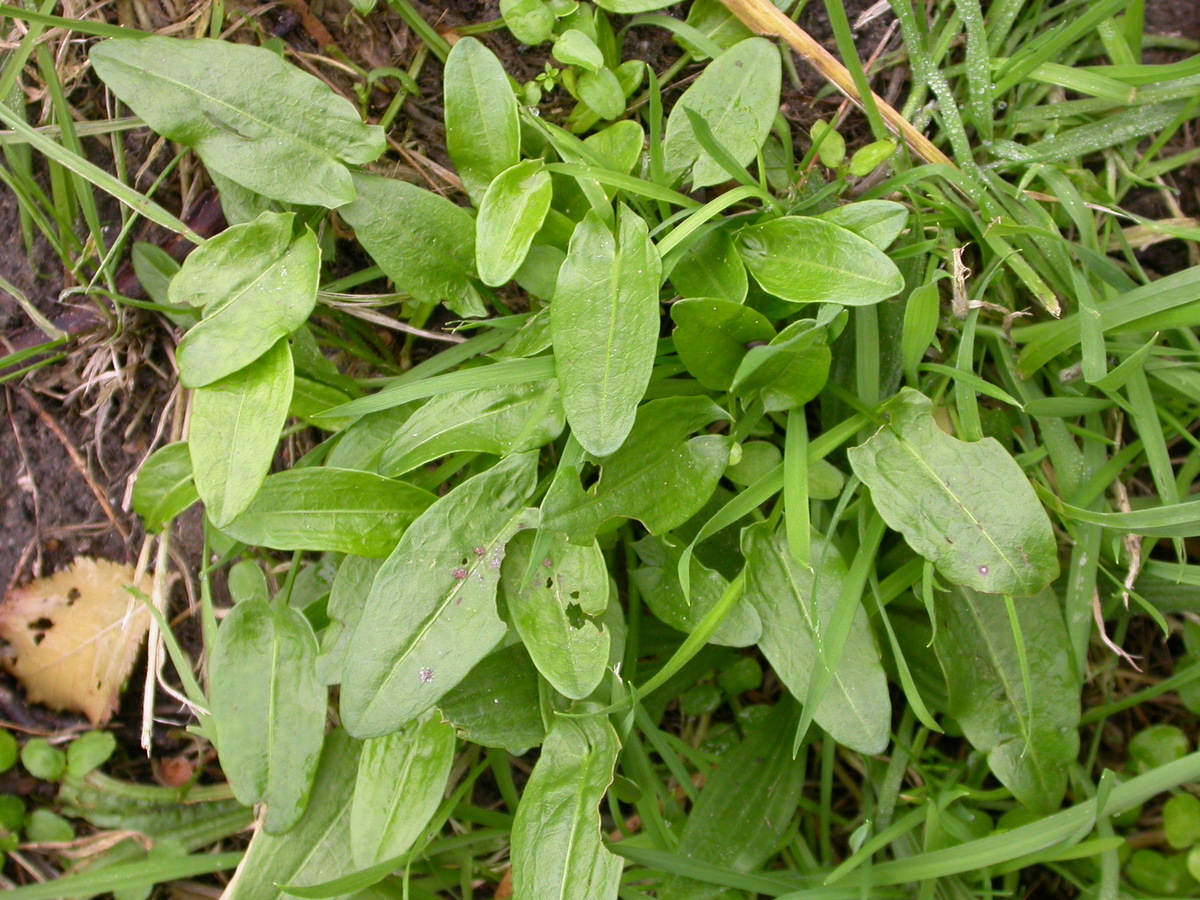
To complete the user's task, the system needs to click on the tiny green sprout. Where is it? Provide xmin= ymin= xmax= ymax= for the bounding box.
xmin=20 ymin=738 xmax=66 ymax=782
xmin=1164 ymin=793 xmax=1200 ymax=850
xmin=810 ymin=120 xmax=846 ymax=169
xmin=0 ymin=794 xmax=25 ymax=832
xmin=501 ymin=0 xmax=556 ymax=46
xmin=24 ymin=809 xmax=75 ymax=844
xmin=553 ymin=29 xmax=603 ymax=72
xmin=718 ymin=656 xmax=763 ymax=696
xmin=0 ymin=730 xmax=17 ymax=773
xmin=1126 ymin=848 xmax=1180 ymax=894
xmin=1128 ymin=724 xmax=1191 ymax=773
xmin=680 ymin=684 xmax=723 ymax=717
xmin=66 ymin=731 xmax=117 ymax=779
xmin=848 ymin=139 xmax=898 ymax=177
xmin=725 ymin=440 xmax=783 ymax=487
xmin=1188 ymin=844 xmax=1200 ymax=882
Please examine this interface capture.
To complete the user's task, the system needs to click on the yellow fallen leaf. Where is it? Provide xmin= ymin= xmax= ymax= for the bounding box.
xmin=0 ymin=558 xmax=153 ymax=725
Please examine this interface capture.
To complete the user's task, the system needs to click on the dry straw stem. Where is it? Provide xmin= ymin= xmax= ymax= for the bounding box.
xmin=719 ymin=0 xmax=956 ymax=169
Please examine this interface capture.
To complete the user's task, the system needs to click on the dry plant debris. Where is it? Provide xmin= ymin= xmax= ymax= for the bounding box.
xmin=0 ymin=558 xmax=152 ymax=725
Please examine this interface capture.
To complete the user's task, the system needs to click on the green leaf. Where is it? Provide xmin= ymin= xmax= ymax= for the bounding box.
xmin=132 ymin=442 xmax=198 ymax=532
xmin=379 ymin=379 xmax=564 ymax=477
xmin=594 ymin=0 xmax=673 ymax=10
xmin=552 ymin=205 xmax=662 ymax=457
xmin=810 ymin=119 xmax=846 ymax=168
xmin=554 ymin=29 xmax=604 ymax=72
xmin=340 ymin=452 xmax=538 ymax=737
xmin=444 ymin=37 xmax=520 ymax=204
xmin=209 ymin=597 xmax=327 ymax=834
xmin=682 ymin=0 xmax=754 ymax=59
xmin=817 ymin=200 xmax=909 ymax=251
xmin=476 ymin=160 xmax=554 ymax=287
xmin=500 ymin=531 xmax=611 ymax=700
xmin=663 ymin=38 xmax=781 ymax=189
xmin=510 ymin=714 xmax=623 ymax=900
xmin=130 ymin=241 xmax=180 ymax=308
xmin=220 ymin=469 xmax=435 ymax=557
xmin=438 ymin=642 xmax=546 ymax=753
xmin=736 ymin=216 xmax=905 ymax=306
xmin=173 ymin=213 xmax=319 ymax=388
xmin=317 ymin=556 xmax=383 ymax=686
xmin=189 ymin=339 xmax=293 ymax=528
xmin=223 ymin=729 xmax=360 ymax=900
xmin=670 ymin=299 xmax=774 ymax=392
xmin=631 ymin=535 xmax=762 ymax=647
xmin=741 ymin=522 xmax=891 ymax=755
xmin=731 ymin=316 xmax=832 ymax=412
xmin=89 ymin=36 xmax=383 ymax=208
xmin=577 ymin=67 xmax=626 ymax=121
xmin=848 ymin=389 xmax=1059 ymax=597
xmin=501 ymin=0 xmax=555 ymax=45
xmin=350 ymin=713 xmax=456 ymax=867
xmin=848 ymin=138 xmax=897 ymax=176
xmin=667 ymin=227 xmax=748 ymax=303
xmin=65 ymin=732 xmax=116 ymax=778
xmin=932 ymin=585 xmax=1080 ymax=814
xmin=340 ymin=172 xmax=485 ymax=319
xmin=660 ymin=700 xmax=806 ymax=900
xmin=541 ymin=396 xmax=732 ymax=543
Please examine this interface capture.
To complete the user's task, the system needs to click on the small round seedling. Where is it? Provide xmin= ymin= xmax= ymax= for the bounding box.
xmin=21 ymin=738 xmax=66 ymax=781
xmin=1164 ymin=793 xmax=1200 ymax=850
xmin=0 ymin=730 xmax=17 ymax=773
xmin=1128 ymin=724 xmax=1190 ymax=773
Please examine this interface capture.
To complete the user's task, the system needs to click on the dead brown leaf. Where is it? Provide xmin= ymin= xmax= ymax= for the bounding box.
xmin=0 ymin=558 xmax=153 ymax=724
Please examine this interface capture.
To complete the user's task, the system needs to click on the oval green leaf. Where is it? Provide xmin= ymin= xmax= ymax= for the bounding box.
xmin=731 ymin=317 xmax=832 ymax=412
xmin=438 ymin=642 xmax=546 ymax=754
xmin=501 ymin=531 xmax=611 ymax=700
xmin=736 ymin=216 xmax=905 ymax=306
xmin=541 ymin=396 xmax=732 ymax=543
xmin=89 ymin=36 xmax=384 ymax=208
xmin=175 ymin=214 xmax=319 ymax=388
xmin=340 ymin=452 xmax=538 ymax=738
xmin=667 ymin=227 xmax=748 ymax=303
xmin=476 ymin=160 xmax=554 ymax=287
xmin=741 ymin=521 xmax=891 ymax=755
xmin=444 ymin=37 xmax=520 ymax=205
xmin=340 ymin=172 xmax=486 ymax=319
xmin=847 ymin=388 xmax=1060 ymax=597
xmin=663 ymin=38 xmax=781 ymax=189
xmin=631 ymin=535 xmax=762 ymax=647
xmin=219 ymin=469 xmax=435 ymax=557
xmin=208 ymin=597 xmax=327 ymax=834
xmin=552 ymin=205 xmax=662 ymax=457
xmin=510 ymin=715 xmax=623 ymax=900
xmin=132 ymin=442 xmax=198 ymax=532
xmin=350 ymin=713 xmax=456 ymax=867
xmin=817 ymin=200 xmax=909 ymax=251
xmin=378 ymin=379 xmax=564 ymax=477
xmin=189 ymin=338 xmax=293 ymax=528
xmin=671 ymin=298 xmax=774 ymax=391
xmin=932 ymin=585 xmax=1080 ymax=813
